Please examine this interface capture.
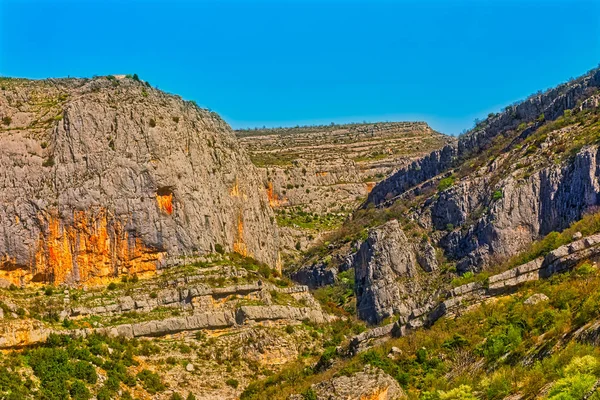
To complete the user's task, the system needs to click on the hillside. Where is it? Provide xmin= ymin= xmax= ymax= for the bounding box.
xmin=0 ymin=75 xmax=280 ymax=287
xmin=237 ymin=122 xmax=453 ymax=263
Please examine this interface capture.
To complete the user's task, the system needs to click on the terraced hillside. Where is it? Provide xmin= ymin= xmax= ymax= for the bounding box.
xmin=237 ymin=122 xmax=453 ymax=262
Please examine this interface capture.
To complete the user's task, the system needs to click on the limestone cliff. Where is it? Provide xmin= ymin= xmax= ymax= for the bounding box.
xmin=366 ymin=67 xmax=600 ymax=272
xmin=0 ymin=76 xmax=279 ymax=286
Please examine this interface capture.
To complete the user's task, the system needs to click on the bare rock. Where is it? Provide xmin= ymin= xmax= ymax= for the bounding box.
xmin=309 ymin=365 xmax=404 ymax=400
xmin=0 ymin=77 xmax=279 ymax=287
xmin=524 ymin=293 xmax=550 ymax=305
xmin=290 ymin=262 xmax=337 ymax=289
xmin=354 ymin=220 xmax=422 ymax=324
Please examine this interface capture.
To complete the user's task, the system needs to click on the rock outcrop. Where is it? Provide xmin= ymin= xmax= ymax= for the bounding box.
xmin=368 ymin=68 xmax=600 ymax=207
xmin=349 ymin=231 xmax=600 ymax=353
xmin=437 ymin=145 xmax=600 ymax=272
xmin=290 ymin=366 xmax=403 ymax=400
xmin=289 ymin=262 xmax=337 ymax=289
xmin=0 ymin=76 xmax=279 ymax=286
xmin=354 ymin=220 xmax=437 ymax=324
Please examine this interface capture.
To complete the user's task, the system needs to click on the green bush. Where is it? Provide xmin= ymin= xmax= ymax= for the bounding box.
xmin=73 ymin=360 xmax=97 ymax=384
xmin=2 ymin=116 xmax=11 ymax=125
xmin=225 ymin=378 xmax=239 ymax=388
xmin=533 ymin=310 xmax=557 ymax=333
xmin=480 ymin=325 xmax=522 ymax=362
xmin=492 ymin=190 xmax=503 ymax=201
xmin=438 ymin=176 xmax=456 ymax=192
xmin=137 ymin=369 xmax=165 ymax=394
xmin=548 ymin=356 xmax=599 ymax=399
xmin=302 ymin=388 xmax=318 ymax=400
xmin=107 ymin=282 xmax=118 ymax=290
xmin=70 ymin=380 xmax=91 ymax=400
xmin=439 ymin=385 xmax=477 ymax=400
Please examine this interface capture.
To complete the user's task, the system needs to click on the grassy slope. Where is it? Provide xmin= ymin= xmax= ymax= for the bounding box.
xmin=242 ymin=259 xmax=600 ymax=399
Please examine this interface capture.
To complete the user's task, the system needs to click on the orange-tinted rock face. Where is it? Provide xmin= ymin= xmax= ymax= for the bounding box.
xmin=17 ymin=209 xmax=165 ymax=286
xmin=361 ymin=387 xmax=390 ymax=400
xmin=156 ymin=193 xmax=174 ymax=215
xmin=233 ymin=213 xmax=249 ymax=257
xmin=365 ymin=182 xmax=376 ymax=193
xmin=266 ymin=181 xmax=286 ymax=208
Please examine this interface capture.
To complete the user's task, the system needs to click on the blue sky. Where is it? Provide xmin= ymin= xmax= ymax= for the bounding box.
xmin=1 ymin=0 xmax=599 ymax=135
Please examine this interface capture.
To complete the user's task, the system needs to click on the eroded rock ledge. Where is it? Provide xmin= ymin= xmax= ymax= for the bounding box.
xmin=350 ymin=232 xmax=600 ymax=354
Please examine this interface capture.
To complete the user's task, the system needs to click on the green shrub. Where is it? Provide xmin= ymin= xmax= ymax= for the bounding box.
xmin=149 ymin=118 xmax=156 ymax=127
xmin=73 ymin=360 xmax=97 ymax=384
xmin=137 ymin=369 xmax=165 ymax=394
xmin=492 ymin=190 xmax=503 ymax=201
xmin=480 ymin=325 xmax=522 ymax=362
xmin=70 ymin=380 xmax=91 ymax=400
xmin=107 ymin=282 xmax=118 ymax=291
xmin=2 ymin=116 xmax=11 ymax=125
xmin=215 ymin=243 xmax=225 ymax=254
xmin=438 ymin=385 xmax=477 ymax=400
xmin=225 ymin=378 xmax=239 ymax=388
xmin=533 ymin=309 xmax=557 ymax=333
xmin=438 ymin=176 xmax=456 ymax=192
xmin=302 ymin=388 xmax=318 ymax=400
xmin=42 ymin=157 xmax=55 ymax=167
xmin=548 ymin=356 xmax=599 ymax=399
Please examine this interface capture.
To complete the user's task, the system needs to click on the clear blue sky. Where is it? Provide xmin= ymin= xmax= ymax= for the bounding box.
xmin=1 ymin=0 xmax=598 ymax=135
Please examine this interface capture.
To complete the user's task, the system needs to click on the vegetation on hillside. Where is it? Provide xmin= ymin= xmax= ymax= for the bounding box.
xmin=241 ymin=261 xmax=600 ymax=399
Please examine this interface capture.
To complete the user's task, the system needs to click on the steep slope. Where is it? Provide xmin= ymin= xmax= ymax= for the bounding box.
xmin=0 ymin=76 xmax=279 ymax=286
xmin=367 ymin=67 xmax=600 ymax=272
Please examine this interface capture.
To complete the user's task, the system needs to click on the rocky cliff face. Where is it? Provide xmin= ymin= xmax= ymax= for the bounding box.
xmin=0 ymin=76 xmax=279 ymax=286
xmin=437 ymin=145 xmax=600 ymax=271
xmin=353 ymin=220 xmax=440 ymax=324
xmin=368 ymin=68 xmax=600 ymax=206
xmin=366 ymin=67 xmax=600 ymax=272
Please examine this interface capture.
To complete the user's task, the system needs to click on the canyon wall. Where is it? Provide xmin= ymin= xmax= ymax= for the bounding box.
xmin=0 ymin=76 xmax=279 ymax=286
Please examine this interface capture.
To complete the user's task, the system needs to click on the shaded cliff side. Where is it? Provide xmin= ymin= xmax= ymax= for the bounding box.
xmin=0 ymin=75 xmax=279 ymax=286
